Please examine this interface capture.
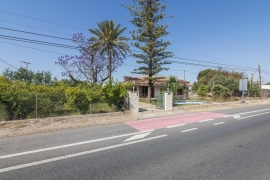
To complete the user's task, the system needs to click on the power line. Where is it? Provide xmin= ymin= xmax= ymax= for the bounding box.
xmin=0 ymin=26 xmax=73 ymax=41
xmin=0 ymin=10 xmax=267 ymax=73
xmin=171 ymin=57 xmax=256 ymax=70
xmin=2 ymin=25 xmax=268 ymax=74
xmin=0 ymin=40 xmax=68 ymax=55
xmin=0 ymin=9 xmax=88 ymax=31
xmin=122 ymin=63 xmax=198 ymax=75
xmin=0 ymin=35 xmax=78 ymax=49
xmin=165 ymin=60 xmax=255 ymax=71
xmin=0 ymin=31 xmax=269 ymax=76
xmin=0 ymin=18 xmax=73 ymax=36
xmin=0 ymin=58 xmax=18 ymax=70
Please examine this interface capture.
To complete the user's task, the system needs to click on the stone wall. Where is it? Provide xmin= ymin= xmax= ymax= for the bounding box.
xmin=128 ymin=91 xmax=139 ymax=113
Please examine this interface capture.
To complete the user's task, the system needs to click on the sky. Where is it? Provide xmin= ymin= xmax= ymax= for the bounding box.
xmin=0 ymin=0 xmax=270 ymax=84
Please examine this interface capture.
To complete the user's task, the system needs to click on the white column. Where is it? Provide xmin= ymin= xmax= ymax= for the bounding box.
xmin=164 ymin=92 xmax=173 ymax=110
xmin=128 ymin=91 xmax=139 ymax=113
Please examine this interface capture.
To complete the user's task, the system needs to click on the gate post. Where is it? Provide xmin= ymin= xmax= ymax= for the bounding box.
xmin=164 ymin=92 xmax=173 ymax=110
xmin=128 ymin=91 xmax=139 ymax=113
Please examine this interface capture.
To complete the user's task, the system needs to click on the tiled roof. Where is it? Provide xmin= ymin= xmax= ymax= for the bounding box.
xmin=123 ymin=76 xmax=192 ymax=86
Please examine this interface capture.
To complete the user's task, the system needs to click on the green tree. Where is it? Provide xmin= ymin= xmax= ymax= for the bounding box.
xmin=89 ymin=20 xmax=131 ymax=79
xmin=165 ymin=76 xmax=179 ymax=103
xmin=197 ymin=84 xmax=207 ymax=100
xmin=2 ymin=68 xmax=52 ymax=85
xmin=0 ymin=76 xmax=35 ymax=120
xmin=192 ymin=82 xmax=199 ymax=93
xmin=211 ymin=85 xmax=230 ymax=101
xmin=208 ymin=75 xmax=238 ymax=93
xmin=197 ymin=69 xmax=217 ymax=82
xmin=64 ymin=83 xmax=102 ymax=114
xmin=102 ymin=79 xmax=131 ymax=111
xmin=266 ymin=82 xmax=270 ymax=85
xmin=125 ymin=0 xmax=173 ymax=103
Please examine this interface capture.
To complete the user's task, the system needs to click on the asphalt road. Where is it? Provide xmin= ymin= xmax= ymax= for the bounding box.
xmin=1 ymin=104 xmax=270 ymax=180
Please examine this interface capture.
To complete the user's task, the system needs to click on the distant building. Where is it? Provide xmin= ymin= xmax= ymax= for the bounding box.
xmin=123 ymin=76 xmax=192 ymax=98
xmin=262 ymin=85 xmax=270 ymax=97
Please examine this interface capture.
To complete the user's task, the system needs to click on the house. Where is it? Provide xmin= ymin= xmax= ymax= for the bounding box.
xmin=262 ymin=85 xmax=270 ymax=97
xmin=123 ymin=76 xmax=192 ymax=98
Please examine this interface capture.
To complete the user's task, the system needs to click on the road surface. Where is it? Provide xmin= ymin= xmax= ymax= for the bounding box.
xmin=1 ymin=104 xmax=270 ymax=180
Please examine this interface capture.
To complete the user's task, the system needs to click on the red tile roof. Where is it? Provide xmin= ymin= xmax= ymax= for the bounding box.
xmin=123 ymin=76 xmax=192 ymax=86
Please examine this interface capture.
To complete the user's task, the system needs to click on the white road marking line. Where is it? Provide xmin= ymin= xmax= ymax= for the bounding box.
xmin=0 ymin=135 xmax=167 ymax=173
xmin=181 ymin=128 xmax=198 ymax=133
xmin=199 ymin=119 xmax=214 ymax=122
xmin=233 ymin=115 xmax=241 ymax=119
xmin=238 ymin=112 xmax=270 ymax=120
xmin=223 ymin=115 xmax=233 ymax=118
xmin=0 ymin=130 xmax=154 ymax=159
xmin=213 ymin=122 xmax=225 ymax=126
xmin=234 ymin=108 xmax=270 ymax=116
xmin=124 ymin=132 xmax=151 ymax=142
xmin=166 ymin=124 xmax=186 ymax=128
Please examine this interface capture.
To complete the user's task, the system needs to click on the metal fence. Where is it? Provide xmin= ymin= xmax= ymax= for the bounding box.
xmin=156 ymin=93 xmax=164 ymax=109
xmin=0 ymin=94 xmax=127 ymax=121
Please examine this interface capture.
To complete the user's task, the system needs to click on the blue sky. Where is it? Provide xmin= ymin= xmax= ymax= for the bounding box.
xmin=0 ymin=0 xmax=270 ymax=84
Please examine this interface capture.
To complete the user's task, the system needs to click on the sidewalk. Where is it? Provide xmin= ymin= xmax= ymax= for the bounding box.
xmin=136 ymin=98 xmax=270 ymax=120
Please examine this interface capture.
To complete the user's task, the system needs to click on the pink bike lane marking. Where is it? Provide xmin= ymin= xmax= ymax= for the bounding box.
xmin=125 ymin=112 xmax=228 ymax=131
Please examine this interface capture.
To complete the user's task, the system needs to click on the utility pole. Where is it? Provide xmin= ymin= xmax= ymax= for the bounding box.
xmin=20 ymin=61 xmax=31 ymax=70
xmin=258 ymin=63 xmax=262 ymax=99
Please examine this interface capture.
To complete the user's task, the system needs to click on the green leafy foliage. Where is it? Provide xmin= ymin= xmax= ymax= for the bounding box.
xmin=0 ymin=76 xmax=67 ymax=119
xmin=0 ymin=73 xmax=132 ymax=120
xmin=0 ymin=76 xmax=35 ymax=119
xmin=2 ymin=67 xmax=52 ymax=85
xmin=102 ymin=79 xmax=132 ymax=111
xmin=208 ymin=75 xmax=238 ymax=93
xmin=192 ymin=82 xmax=199 ymax=93
xmin=90 ymin=20 xmax=131 ymax=79
xmin=211 ymin=85 xmax=230 ymax=98
xmin=165 ymin=76 xmax=179 ymax=103
xmin=197 ymin=84 xmax=208 ymax=100
xmin=64 ymin=83 xmax=102 ymax=114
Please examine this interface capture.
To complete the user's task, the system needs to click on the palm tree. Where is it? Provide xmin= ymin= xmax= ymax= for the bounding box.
xmin=166 ymin=75 xmax=180 ymax=103
xmin=89 ymin=20 xmax=131 ymax=79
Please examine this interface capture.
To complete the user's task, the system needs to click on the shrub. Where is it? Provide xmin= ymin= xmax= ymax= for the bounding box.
xmin=102 ymin=79 xmax=131 ymax=111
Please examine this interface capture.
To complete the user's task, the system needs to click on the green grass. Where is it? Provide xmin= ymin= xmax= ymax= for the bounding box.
xmin=90 ymin=103 xmax=116 ymax=114
xmin=139 ymin=98 xmax=157 ymax=106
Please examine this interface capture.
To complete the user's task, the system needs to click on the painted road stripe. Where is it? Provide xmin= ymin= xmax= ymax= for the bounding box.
xmin=223 ymin=108 xmax=270 ymax=118
xmin=223 ymin=115 xmax=233 ymax=118
xmin=124 ymin=132 xmax=151 ymax=142
xmin=166 ymin=124 xmax=186 ymax=129
xmin=0 ymin=135 xmax=167 ymax=173
xmin=233 ymin=115 xmax=241 ymax=119
xmin=0 ymin=130 xmax=154 ymax=159
xmin=238 ymin=112 xmax=270 ymax=120
xmin=235 ymin=108 xmax=270 ymax=116
xmin=213 ymin=122 xmax=225 ymax=125
xmin=181 ymin=128 xmax=198 ymax=133
xmin=199 ymin=119 xmax=214 ymax=122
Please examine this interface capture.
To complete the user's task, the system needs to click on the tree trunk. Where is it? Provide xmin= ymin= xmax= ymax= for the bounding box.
xmin=147 ymin=79 xmax=152 ymax=103
xmin=108 ymin=49 xmax=112 ymax=79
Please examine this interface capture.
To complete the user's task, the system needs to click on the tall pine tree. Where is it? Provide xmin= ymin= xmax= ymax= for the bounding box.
xmin=125 ymin=0 xmax=173 ymax=103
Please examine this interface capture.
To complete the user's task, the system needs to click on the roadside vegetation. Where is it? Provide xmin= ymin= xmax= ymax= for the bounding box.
xmin=0 ymin=70 xmax=131 ymax=120
xmin=192 ymin=68 xmax=260 ymax=102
